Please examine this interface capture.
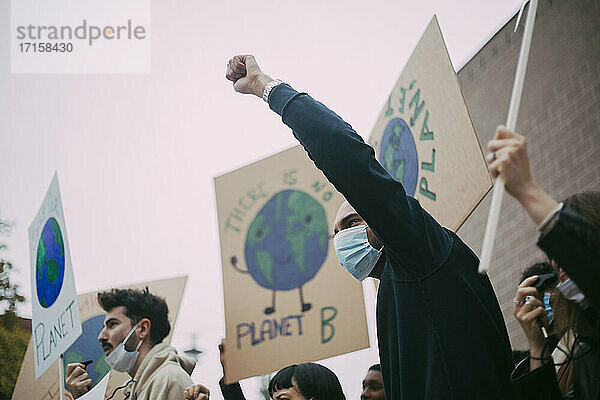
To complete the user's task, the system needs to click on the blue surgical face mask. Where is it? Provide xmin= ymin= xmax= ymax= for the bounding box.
xmin=105 ymin=322 xmax=143 ymax=373
xmin=333 ymin=225 xmax=382 ymax=281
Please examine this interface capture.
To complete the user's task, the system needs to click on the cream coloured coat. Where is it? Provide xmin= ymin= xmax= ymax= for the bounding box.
xmin=126 ymin=343 xmax=195 ymax=400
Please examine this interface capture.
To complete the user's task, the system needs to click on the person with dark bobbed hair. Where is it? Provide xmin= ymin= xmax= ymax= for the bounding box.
xmin=216 ymin=341 xmax=345 ymax=400
xmin=268 ymin=363 xmax=345 ymax=400
xmin=487 ymin=126 xmax=600 ymax=399
xmin=520 ymin=262 xmax=556 ymax=285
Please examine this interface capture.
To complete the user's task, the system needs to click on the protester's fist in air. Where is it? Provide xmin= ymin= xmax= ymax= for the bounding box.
xmin=225 ymin=55 xmax=273 ymax=97
xmin=486 ymin=126 xmax=535 ymax=199
xmin=65 ymin=363 xmax=92 ymax=399
xmin=184 ymin=383 xmax=210 ymax=400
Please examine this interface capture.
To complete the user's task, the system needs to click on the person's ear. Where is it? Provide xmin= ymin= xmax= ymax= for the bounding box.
xmin=138 ymin=318 xmax=151 ymax=340
xmin=558 ymin=271 xmax=568 ymax=282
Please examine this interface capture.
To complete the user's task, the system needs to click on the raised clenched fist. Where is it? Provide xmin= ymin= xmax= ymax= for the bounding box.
xmin=225 ymin=55 xmax=273 ymax=98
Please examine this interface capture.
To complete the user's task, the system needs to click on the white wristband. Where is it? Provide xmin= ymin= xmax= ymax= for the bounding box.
xmin=262 ymin=79 xmax=283 ymax=103
xmin=538 ymin=202 xmax=563 ymax=234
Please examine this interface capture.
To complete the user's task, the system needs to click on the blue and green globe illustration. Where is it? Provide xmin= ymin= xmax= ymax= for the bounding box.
xmin=63 ymin=314 xmax=110 ymax=390
xmin=244 ymin=190 xmax=328 ymax=291
xmin=379 ymin=118 xmax=419 ymax=196
xmin=36 ymin=217 xmax=65 ymax=308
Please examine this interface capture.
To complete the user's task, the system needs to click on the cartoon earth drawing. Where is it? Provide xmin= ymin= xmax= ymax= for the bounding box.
xmin=231 ymin=189 xmax=329 ymax=314
xmin=36 ymin=217 xmax=66 ymax=308
xmin=379 ymin=118 xmax=419 ymax=196
xmin=63 ymin=314 xmax=110 ymax=390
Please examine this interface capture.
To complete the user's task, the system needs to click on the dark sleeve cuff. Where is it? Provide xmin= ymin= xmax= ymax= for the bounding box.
xmin=511 ymin=361 xmax=562 ymax=400
xmin=219 ymin=377 xmax=245 ymax=400
xmin=537 ymin=206 xmax=600 ymax=314
xmin=268 ymin=83 xmax=307 ymax=117
xmin=537 ymin=207 xmax=599 ymax=254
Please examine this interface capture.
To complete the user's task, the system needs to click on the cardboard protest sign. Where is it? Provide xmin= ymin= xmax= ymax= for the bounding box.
xmin=12 ymin=276 xmax=188 ymax=400
xmin=215 ymin=145 xmax=369 ymax=383
xmin=368 ymin=16 xmax=492 ymax=231
xmin=29 ymin=173 xmax=82 ymax=379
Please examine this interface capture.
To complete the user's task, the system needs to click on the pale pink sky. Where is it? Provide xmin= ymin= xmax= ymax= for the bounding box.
xmin=0 ymin=1 xmax=524 ymax=398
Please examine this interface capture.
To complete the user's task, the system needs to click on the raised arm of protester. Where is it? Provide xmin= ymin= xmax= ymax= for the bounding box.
xmin=486 ymin=126 xmax=559 ymax=225
xmin=225 ymin=54 xmax=451 ymax=275
xmin=486 ymin=126 xmax=600 ymax=312
xmin=217 ymin=339 xmax=246 ymax=400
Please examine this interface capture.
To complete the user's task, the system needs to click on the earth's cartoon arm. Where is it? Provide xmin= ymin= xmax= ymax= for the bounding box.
xmin=230 ymin=255 xmax=249 ymax=274
xmin=230 ymin=212 xmax=271 ymax=277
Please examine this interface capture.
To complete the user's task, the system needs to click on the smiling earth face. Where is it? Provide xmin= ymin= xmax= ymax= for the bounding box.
xmin=244 ymin=190 xmax=329 ymax=291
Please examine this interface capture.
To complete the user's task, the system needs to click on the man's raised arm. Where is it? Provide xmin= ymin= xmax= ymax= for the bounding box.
xmin=225 ymin=55 xmax=451 ymax=273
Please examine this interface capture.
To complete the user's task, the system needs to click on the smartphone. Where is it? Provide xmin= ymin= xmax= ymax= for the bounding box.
xmin=533 ymin=272 xmax=558 ymax=291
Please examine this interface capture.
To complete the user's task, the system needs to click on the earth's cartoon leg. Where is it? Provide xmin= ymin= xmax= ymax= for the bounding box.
xmin=263 ymin=287 xmax=311 ymax=314
xmin=298 ymin=286 xmax=311 ymax=312
xmin=265 ymin=291 xmax=276 ymax=315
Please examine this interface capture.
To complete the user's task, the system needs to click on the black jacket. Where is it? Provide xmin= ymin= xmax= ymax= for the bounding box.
xmin=219 ymin=378 xmax=245 ymax=400
xmin=269 ymin=84 xmax=515 ymax=399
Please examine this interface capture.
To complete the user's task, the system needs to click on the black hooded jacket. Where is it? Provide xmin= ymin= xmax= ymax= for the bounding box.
xmin=268 ymin=84 xmax=515 ymax=399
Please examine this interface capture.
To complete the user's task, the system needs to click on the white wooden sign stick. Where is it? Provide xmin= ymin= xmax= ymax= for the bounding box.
xmin=59 ymin=354 xmax=65 ymax=400
xmin=479 ymin=0 xmax=539 ymax=273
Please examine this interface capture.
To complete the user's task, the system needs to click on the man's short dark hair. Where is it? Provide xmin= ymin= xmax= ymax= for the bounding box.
xmin=97 ymin=287 xmax=171 ymax=345
xmin=519 ymin=262 xmax=555 ymax=286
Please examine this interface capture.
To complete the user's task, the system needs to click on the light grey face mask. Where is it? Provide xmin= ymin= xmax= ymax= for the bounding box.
xmin=105 ymin=322 xmax=143 ymax=373
xmin=333 ymin=225 xmax=382 ymax=281
xmin=557 ymin=279 xmax=589 ymax=309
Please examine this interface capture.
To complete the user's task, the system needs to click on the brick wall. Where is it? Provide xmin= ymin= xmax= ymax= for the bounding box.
xmin=456 ymin=0 xmax=600 ymax=350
